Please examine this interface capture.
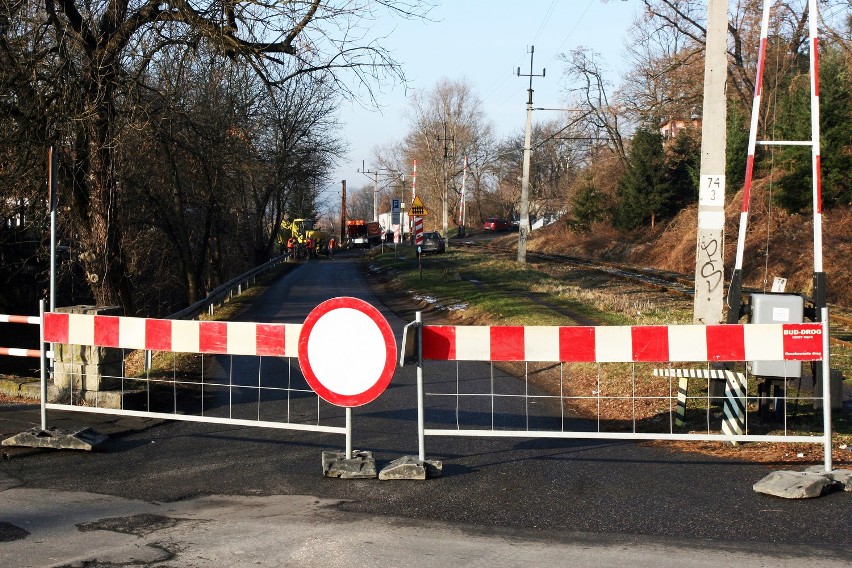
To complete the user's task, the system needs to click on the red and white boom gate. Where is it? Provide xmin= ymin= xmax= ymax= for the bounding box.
xmin=728 ymin=0 xmax=826 ymax=324
xmin=407 ymin=314 xmax=834 ymax=472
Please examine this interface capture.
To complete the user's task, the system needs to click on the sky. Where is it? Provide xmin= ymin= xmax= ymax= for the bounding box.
xmin=327 ymin=0 xmax=642 ymax=200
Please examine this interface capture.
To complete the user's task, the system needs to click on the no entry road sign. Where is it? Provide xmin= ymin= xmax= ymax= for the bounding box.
xmin=298 ymin=297 xmax=397 ymax=407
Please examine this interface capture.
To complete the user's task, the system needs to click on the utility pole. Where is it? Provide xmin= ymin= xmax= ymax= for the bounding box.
xmin=458 ymin=156 xmax=468 ymax=238
xmin=693 ymin=0 xmax=728 ymax=324
xmin=359 ymin=163 xmax=403 ymax=230
xmin=517 ymin=46 xmax=545 ymax=264
xmin=436 ymin=121 xmax=454 ymax=248
xmin=340 ymin=180 xmax=346 ymax=244
xmin=359 ymin=161 xmax=381 ymax=222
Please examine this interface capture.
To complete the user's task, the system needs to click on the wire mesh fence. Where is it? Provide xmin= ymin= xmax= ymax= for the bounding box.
xmin=420 ymin=359 xmax=833 ymax=441
xmin=47 ymin=345 xmax=346 ymax=435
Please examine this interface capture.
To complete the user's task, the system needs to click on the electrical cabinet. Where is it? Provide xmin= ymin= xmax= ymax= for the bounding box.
xmin=749 ymin=293 xmax=803 ymax=378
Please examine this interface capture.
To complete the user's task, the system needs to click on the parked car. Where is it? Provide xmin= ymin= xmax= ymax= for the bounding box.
xmin=420 ymin=231 xmax=445 ymax=254
xmin=483 ymin=217 xmax=513 ymax=231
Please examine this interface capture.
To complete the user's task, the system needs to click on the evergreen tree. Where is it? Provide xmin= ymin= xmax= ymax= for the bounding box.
xmin=725 ymin=103 xmax=750 ymax=192
xmin=666 ymin=127 xmax=700 ymax=211
xmin=775 ymin=46 xmax=851 ymax=212
xmin=568 ymin=177 xmax=608 ymax=232
xmin=615 ymin=127 xmax=670 ymax=230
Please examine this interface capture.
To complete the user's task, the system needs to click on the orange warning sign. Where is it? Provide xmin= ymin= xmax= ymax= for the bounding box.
xmin=408 ymin=196 xmax=429 ymax=216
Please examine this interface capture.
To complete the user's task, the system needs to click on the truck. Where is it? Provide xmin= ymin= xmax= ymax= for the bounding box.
xmin=346 ymin=219 xmax=383 ymax=248
xmin=280 ymin=218 xmax=330 ymax=258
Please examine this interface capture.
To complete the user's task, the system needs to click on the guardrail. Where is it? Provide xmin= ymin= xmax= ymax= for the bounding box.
xmin=168 ymin=254 xmax=289 ymax=320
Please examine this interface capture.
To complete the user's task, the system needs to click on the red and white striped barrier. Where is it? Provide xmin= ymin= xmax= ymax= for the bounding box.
xmin=1 ymin=313 xmax=43 ymax=358
xmin=0 ymin=314 xmax=41 ymax=325
xmin=0 ymin=347 xmax=41 ymax=358
xmin=422 ymin=323 xmax=824 ymax=363
xmin=43 ymin=313 xmax=301 ymax=357
xmin=414 ymin=216 xmax=424 ymax=246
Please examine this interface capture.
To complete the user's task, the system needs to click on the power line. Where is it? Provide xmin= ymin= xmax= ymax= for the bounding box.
xmin=532 ymin=0 xmax=559 ymax=44
xmin=548 ymin=0 xmax=596 ymax=67
xmin=480 ymin=0 xmax=561 ymax=105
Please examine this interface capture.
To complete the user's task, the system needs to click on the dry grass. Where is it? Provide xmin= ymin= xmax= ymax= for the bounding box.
xmin=0 ymin=393 xmax=33 ymax=405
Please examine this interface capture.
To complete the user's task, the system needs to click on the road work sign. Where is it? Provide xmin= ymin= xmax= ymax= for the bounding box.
xmin=298 ymin=297 xmax=397 ymax=407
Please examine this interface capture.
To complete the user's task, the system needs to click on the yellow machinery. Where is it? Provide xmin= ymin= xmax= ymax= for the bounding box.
xmin=279 ymin=218 xmax=330 ymax=257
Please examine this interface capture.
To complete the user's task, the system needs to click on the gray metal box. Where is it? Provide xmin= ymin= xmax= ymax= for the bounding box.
xmin=749 ymin=293 xmax=803 ymax=378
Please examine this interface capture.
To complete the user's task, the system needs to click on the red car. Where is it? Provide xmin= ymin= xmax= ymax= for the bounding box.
xmin=483 ymin=217 xmax=513 ymax=231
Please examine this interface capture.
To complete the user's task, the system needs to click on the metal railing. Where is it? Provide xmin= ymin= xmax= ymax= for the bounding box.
xmin=169 ymin=254 xmax=290 ymax=320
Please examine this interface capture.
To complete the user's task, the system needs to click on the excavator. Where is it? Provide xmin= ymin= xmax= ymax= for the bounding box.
xmin=279 ymin=218 xmax=330 ymax=259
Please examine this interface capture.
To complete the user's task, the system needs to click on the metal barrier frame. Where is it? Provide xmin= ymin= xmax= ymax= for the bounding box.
xmin=413 ymin=310 xmax=834 ymax=472
xmin=1 ymin=301 xmax=49 ymax=430
xmin=40 ymin=311 xmax=349 ymax=445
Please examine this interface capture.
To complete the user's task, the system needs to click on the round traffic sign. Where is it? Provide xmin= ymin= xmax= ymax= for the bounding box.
xmin=298 ymin=297 xmax=397 ymax=407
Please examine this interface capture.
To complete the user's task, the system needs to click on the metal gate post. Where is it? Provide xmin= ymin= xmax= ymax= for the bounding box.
xmin=39 ymin=299 xmax=48 ymax=431
xmin=821 ymin=307 xmax=832 ymax=472
xmin=416 ymin=311 xmax=425 ymax=462
xmin=345 ymin=407 xmax=353 ymax=458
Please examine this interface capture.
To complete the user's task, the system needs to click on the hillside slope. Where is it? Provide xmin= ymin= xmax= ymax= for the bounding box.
xmin=526 ymin=182 xmax=851 ymax=307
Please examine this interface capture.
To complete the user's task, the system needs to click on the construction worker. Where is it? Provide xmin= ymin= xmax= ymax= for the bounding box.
xmin=328 ymin=237 xmax=337 ymax=260
xmin=286 ymin=237 xmax=296 ymax=260
xmin=305 ymin=237 xmax=314 ymax=259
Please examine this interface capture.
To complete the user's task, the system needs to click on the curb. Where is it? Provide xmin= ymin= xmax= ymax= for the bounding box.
xmin=0 ymin=376 xmax=44 ymax=400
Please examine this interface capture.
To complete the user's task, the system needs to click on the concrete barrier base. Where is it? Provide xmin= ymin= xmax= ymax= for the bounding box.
xmin=378 ymin=455 xmax=443 ymax=480
xmin=804 ymin=466 xmax=852 ymax=491
xmin=753 ymin=469 xmax=841 ymax=499
xmin=322 ymin=450 xmax=377 ymax=479
xmin=1 ymin=427 xmax=107 ymax=451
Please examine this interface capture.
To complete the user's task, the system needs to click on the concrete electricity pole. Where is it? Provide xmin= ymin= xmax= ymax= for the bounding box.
xmin=692 ymin=0 xmax=728 ymax=324
xmin=340 ymin=180 xmax=346 ymax=244
xmin=437 ymin=121 xmax=454 ymax=247
xmin=517 ymin=46 xmax=545 ymax=264
xmin=359 ymin=161 xmax=381 ymax=222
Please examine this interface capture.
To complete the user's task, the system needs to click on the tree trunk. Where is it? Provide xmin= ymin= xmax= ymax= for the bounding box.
xmin=77 ymin=67 xmax=135 ymax=313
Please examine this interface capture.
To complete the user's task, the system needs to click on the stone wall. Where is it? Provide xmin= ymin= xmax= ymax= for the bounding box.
xmin=53 ymin=305 xmax=123 ymax=392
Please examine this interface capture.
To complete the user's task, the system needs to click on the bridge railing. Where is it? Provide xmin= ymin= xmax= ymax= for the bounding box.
xmin=169 ymin=254 xmax=289 ymax=321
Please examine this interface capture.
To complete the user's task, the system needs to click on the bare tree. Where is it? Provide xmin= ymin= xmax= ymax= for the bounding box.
xmin=560 ymin=48 xmax=628 ymax=166
xmin=638 ymin=0 xmax=849 ymax=109
xmin=621 ymin=8 xmax=705 ymax=125
xmin=2 ymin=0 xmax=430 ymax=312
xmin=116 ymin=46 xmax=340 ymax=306
xmin=493 ymin=118 xmax=582 ymax=225
xmin=397 ymin=78 xmax=495 ymax=234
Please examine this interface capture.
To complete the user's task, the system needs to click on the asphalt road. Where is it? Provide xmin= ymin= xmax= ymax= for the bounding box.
xmin=1 ymin=249 xmax=850 ymax=567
